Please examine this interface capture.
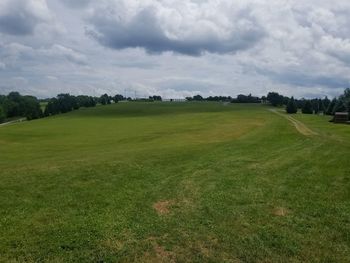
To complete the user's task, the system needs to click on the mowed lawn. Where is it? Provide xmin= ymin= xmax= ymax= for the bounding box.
xmin=0 ymin=102 xmax=349 ymax=262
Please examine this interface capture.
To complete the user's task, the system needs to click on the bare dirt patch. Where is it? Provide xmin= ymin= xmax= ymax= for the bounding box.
xmin=142 ymin=239 xmax=176 ymax=263
xmin=153 ymin=200 xmax=174 ymax=215
xmin=272 ymin=207 xmax=290 ymax=217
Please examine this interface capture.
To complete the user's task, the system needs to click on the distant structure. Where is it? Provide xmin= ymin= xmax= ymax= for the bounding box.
xmin=333 ymin=112 xmax=349 ymax=124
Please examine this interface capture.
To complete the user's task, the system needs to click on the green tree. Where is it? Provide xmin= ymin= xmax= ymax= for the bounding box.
xmin=301 ymin=100 xmax=313 ymax=114
xmin=267 ymin=92 xmax=284 ymax=106
xmin=22 ymin=96 xmax=42 ymax=120
xmin=318 ymin=99 xmax=325 ymax=113
xmin=325 ymin=98 xmax=337 ymax=115
xmin=286 ymin=97 xmax=297 ymax=114
xmin=0 ymin=106 xmax=5 ymax=123
xmin=114 ymin=94 xmax=124 ymax=103
xmin=332 ymin=100 xmax=346 ymax=114
xmin=99 ymin=94 xmax=111 ymax=105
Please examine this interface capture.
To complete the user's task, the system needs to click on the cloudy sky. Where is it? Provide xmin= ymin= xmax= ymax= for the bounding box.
xmin=1 ymin=0 xmax=350 ymax=99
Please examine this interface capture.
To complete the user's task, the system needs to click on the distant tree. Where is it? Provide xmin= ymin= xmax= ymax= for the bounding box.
xmin=57 ymin=94 xmax=74 ymax=113
xmin=322 ymin=96 xmax=330 ymax=110
xmin=332 ymin=100 xmax=346 ymax=114
xmin=0 ymin=106 xmax=5 ymax=123
xmin=325 ymin=98 xmax=337 ymax=115
xmin=317 ymin=99 xmax=325 ymax=114
xmin=114 ymin=94 xmax=124 ymax=103
xmin=3 ymin=99 xmax=19 ymax=117
xmin=286 ymin=97 xmax=298 ymax=114
xmin=267 ymin=92 xmax=284 ymax=106
xmin=76 ymin=95 xmax=96 ymax=108
xmin=301 ymin=100 xmax=313 ymax=114
xmin=346 ymin=101 xmax=350 ymax=115
xmin=207 ymin=96 xmax=232 ymax=102
xmin=0 ymin=95 xmax=6 ymax=104
xmin=44 ymin=98 xmax=60 ymax=116
xmin=0 ymin=92 xmax=42 ymax=120
xmin=193 ymin=95 xmax=203 ymax=101
xmin=312 ymin=99 xmax=319 ymax=114
xmin=234 ymin=94 xmax=261 ymax=103
xmin=341 ymin=88 xmax=350 ymax=114
xmin=344 ymin=88 xmax=350 ymax=99
xmin=149 ymin=95 xmax=162 ymax=101
xmin=22 ymin=96 xmax=42 ymax=120
xmin=99 ymin=94 xmax=111 ymax=105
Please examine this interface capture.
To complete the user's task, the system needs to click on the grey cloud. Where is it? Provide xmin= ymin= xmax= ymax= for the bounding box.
xmin=0 ymin=0 xmax=51 ymax=36
xmin=61 ymin=0 xmax=91 ymax=9
xmin=86 ymin=6 xmax=265 ymax=56
xmin=0 ymin=14 xmax=38 ymax=35
xmin=256 ymin=67 xmax=350 ymax=89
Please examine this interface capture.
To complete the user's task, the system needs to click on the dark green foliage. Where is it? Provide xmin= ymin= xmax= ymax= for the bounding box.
xmin=44 ymin=98 xmax=60 ymax=116
xmin=344 ymin=88 xmax=350 ymax=99
xmin=301 ymin=100 xmax=313 ymax=114
xmin=149 ymin=95 xmax=162 ymax=101
xmin=325 ymin=98 xmax=337 ymax=115
xmin=113 ymin=94 xmax=124 ymax=103
xmin=0 ymin=106 xmax=5 ymax=123
xmin=99 ymin=94 xmax=111 ymax=105
xmin=0 ymin=92 xmax=42 ymax=120
xmin=286 ymin=97 xmax=297 ymax=114
xmin=317 ymin=99 xmax=325 ymax=113
xmin=312 ymin=99 xmax=319 ymax=114
xmin=332 ymin=100 xmax=346 ymax=114
xmin=76 ymin=95 xmax=97 ymax=108
xmin=44 ymin=94 xmax=96 ymax=116
xmin=207 ymin=96 xmax=232 ymax=102
xmin=323 ymin=96 xmax=330 ymax=110
xmin=22 ymin=96 xmax=42 ymax=120
xmin=267 ymin=92 xmax=284 ymax=106
xmin=186 ymin=94 xmax=204 ymax=101
xmin=233 ymin=94 xmax=261 ymax=103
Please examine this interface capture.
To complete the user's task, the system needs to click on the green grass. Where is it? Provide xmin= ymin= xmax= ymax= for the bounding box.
xmin=0 ymin=102 xmax=349 ymax=262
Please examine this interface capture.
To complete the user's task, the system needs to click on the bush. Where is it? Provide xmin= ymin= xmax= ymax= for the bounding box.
xmin=286 ymin=97 xmax=297 ymax=114
xmin=0 ymin=106 xmax=5 ymax=123
xmin=302 ymin=100 xmax=313 ymax=114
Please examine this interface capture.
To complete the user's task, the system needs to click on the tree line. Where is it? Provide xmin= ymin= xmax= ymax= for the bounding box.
xmin=0 ymin=91 xmax=165 ymax=123
xmin=267 ymin=89 xmax=350 ymax=115
xmin=186 ymin=89 xmax=350 ymax=116
xmin=0 ymin=92 xmax=127 ymax=123
xmin=1 ymin=89 xmax=349 ymax=124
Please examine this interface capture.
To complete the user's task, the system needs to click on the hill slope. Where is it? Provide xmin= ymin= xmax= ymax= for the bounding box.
xmin=0 ymin=103 xmax=349 ymax=262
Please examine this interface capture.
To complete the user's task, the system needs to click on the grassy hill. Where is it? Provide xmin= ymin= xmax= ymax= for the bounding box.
xmin=0 ymin=102 xmax=349 ymax=262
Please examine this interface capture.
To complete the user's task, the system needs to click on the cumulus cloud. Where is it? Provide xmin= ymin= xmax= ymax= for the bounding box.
xmin=85 ymin=1 xmax=265 ymax=56
xmin=0 ymin=0 xmax=52 ymax=35
xmin=1 ymin=0 xmax=350 ymax=98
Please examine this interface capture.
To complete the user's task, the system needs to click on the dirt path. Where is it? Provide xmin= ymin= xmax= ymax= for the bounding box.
xmin=269 ymin=109 xmax=318 ymax=136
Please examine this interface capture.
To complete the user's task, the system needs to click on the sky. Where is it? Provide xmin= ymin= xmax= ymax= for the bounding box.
xmin=0 ymin=0 xmax=350 ymax=99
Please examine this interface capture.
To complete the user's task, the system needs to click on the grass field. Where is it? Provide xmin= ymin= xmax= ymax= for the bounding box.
xmin=0 ymin=102 xmax=349 ymax=262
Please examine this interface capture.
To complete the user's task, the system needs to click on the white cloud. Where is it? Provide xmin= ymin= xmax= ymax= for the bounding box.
xmin=1 ymin=0 xmax=350 ymax=98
